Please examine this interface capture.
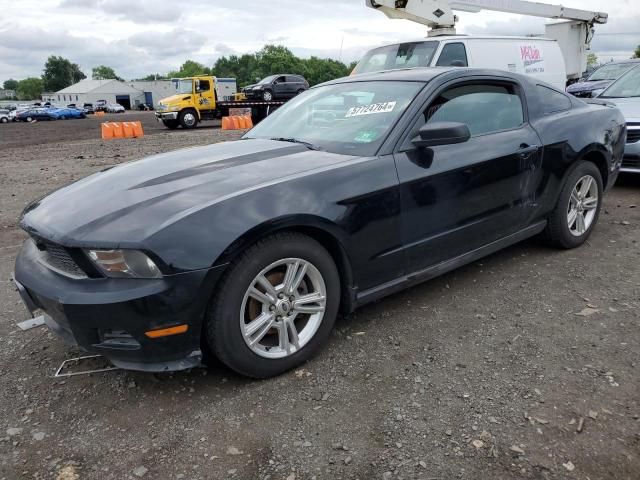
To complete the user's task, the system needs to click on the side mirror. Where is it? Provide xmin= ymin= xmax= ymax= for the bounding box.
xmin=195 ymin=80 xmax=200 ymax=92
xmin=412 ymin=121 xmax=471 ymax=148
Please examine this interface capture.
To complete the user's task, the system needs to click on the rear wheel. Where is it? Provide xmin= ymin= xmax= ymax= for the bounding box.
xmin=179 ymin=109 xmax=198 ymax=129
xmin=544 ymin=160 xmax=603 ymax=249
xmin=206 ymin=232 xmax=340 ymax=378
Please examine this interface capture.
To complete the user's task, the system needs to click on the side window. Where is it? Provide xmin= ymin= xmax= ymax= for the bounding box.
xmin=424 ymin=83 xmax=524 ymax=136
xmin=275 ymin=76 xmax=286 ymax=84
xmin=436 ymin=43 xmax=468 ymax=67
xmin=197 ymin=80 xmax=210 ymax=92
xmin=536 ymin=85 xmax=571 ymax=114
xmin=286 ymin=76 xmax=299 ymax=83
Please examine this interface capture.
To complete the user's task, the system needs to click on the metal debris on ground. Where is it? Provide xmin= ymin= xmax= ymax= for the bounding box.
xmin=54 ymin=355 xmax=120 ymax=378
xmin=17 ymin=314 xmax=46 ymax=331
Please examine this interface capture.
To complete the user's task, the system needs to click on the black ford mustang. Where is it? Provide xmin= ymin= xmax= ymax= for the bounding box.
xmin=14 ymin=68 xmax=625 ymax=378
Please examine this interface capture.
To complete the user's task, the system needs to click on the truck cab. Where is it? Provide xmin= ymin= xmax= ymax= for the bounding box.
xmin=155 ymin=76 xmax=237 ymax=129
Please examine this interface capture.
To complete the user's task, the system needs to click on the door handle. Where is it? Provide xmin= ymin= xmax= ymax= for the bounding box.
xmin=517 ymin=144 xmax=539 ymax=157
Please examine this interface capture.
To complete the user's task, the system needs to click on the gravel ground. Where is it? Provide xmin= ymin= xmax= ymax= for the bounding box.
xmin=0 ymin=119 xmax=638 ymax=480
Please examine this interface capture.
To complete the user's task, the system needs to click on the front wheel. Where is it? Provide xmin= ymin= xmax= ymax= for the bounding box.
xmin=179 ymin=109 xmax=198 ymax=129
xmin=262 ymin=90 xmax=273 ymax=101
xmin=544 ymin=160 xmax=603 ymax=249
xmin=206 ymin=233 xmax=340 ymax=378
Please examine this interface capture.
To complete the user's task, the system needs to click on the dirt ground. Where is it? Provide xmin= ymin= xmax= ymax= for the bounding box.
xmin=0 ymin=117 xmax=638 ymax=480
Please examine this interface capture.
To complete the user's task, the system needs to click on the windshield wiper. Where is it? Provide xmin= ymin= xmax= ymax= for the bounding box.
xmin=270 ymin=137 xmax=322 ymax=151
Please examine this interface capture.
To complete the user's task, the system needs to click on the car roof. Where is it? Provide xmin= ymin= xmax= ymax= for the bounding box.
xmin=597 ymin=59 xmax=640 ymax=66
xmin=324 ymin=66 xmax=526 ymax=84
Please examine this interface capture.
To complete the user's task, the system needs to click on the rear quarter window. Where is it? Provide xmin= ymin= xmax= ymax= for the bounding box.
xmin=537 ymin=85 xmax=572 ymax=114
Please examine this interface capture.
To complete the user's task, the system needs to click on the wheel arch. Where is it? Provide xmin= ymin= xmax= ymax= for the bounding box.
xmin=215 ymin=215 xmax=356 ymax=314
xmin=579 ymin=147 xmax=609 ymax=188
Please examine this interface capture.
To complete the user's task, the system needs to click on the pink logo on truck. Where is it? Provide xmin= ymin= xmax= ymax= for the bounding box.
xmin=520 ymin=45 xmax=543 ymax=67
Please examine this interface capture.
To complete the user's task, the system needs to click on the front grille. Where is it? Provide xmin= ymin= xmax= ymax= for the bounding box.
xmin=622 ymin=157 xmax=640 ymax=170
xmin=33 ymin=238 xmax=87 ymax=278
xmin=627 ymin=124 xmax=640 ymax=144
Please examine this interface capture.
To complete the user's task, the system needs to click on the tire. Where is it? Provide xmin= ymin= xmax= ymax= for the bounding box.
xmin=26 ymin=116 xmax=33 ymax=122
xmin=544 ymin=160 xmax=603 ymax=249
xmin=206 ymin=232 xmax=340 ymax=378
xmin=262 ymin=90 xmax=273 ymax=101
xmin=0 ymin=117 xmax=7 ymax=123
xmin=179 ymin=109 xmax=198 ymax=129
xmin=162 ymin=120 xmax=179 ymax=130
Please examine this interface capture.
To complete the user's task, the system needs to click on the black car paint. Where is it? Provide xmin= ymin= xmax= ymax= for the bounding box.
xmin=14 ymin=68 xmax=625 ymax=371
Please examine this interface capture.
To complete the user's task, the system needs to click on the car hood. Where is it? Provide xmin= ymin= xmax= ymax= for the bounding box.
xmin=602 ymin=97 xmax=640 ymax=121
xmin=21 ymin=139 xmax=356 ymax=246
xmin=567 ymin=80 xmax=612 ymax=93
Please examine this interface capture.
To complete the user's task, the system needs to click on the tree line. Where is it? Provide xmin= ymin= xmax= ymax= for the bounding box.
xmin=8 ymin=44 xmax=637 ymax=101
xmin=3 ymin=45 xmax=357 ymax=101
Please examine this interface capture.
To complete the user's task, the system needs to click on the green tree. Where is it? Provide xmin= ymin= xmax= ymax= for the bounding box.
xmin=586 ymin=52 xmax=598 ymax=68
xmin=3 ymin=78 xmax=18 ymax=90
xmin=136 ymin=73 xmax=166 ymax=81
xmin=211 ymin=44 xmax=353 ymax=88
xmin=300 ymin=56 xmax=351 ymax=85
xmin=92 ymin=65 xmax=123 ymax=81
xmin=168 ymin=60 xmax=211 ymax=78
xmin=42 ymin=55 xmax=86 ymax=91
xmin=16 ymin=77 xmax=44 ymax=100
xmin=633 ymin=45 xmax=640 ymax=59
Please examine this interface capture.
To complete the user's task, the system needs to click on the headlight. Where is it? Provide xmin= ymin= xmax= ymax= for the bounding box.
xmin=591 ymin=88 xmax=605 ymax=97
xmin=252 ymin=86 xmax=262 ymax=90
xmin=85 ymin=249 xmax=162 ymax=279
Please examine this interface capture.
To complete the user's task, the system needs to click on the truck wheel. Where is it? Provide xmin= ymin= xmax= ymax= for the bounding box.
xmin=262 ymin=90 xmax=273 ymax=101
xmin=179 ymin=110 xmax=198 ymax=129
xmin=162 ymin=120 xmax=179 ymax=130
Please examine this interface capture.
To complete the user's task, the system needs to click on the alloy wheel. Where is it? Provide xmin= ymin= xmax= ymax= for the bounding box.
xmin=567 ymin=174 xmax=598 ymax=236
xmin=240 ymin=258 xmax=326 ymax=359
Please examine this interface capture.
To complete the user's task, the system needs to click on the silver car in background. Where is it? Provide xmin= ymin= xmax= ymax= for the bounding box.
xmin=599 ymin=65 xmax=640 ymax=173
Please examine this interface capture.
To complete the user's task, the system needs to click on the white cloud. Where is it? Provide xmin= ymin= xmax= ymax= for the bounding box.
xmin=1 ymin=0 xmax=637 ymax=81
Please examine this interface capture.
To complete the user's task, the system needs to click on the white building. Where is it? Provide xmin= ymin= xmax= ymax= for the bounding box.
xmin=42 ymin=79 xmax=175 ymax=109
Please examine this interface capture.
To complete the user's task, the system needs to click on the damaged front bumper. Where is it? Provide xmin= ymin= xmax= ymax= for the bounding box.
xmin=13 ymin=238 xmax=226 ymax=372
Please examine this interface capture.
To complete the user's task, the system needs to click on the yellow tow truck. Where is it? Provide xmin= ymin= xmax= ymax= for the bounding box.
xmin=155 ymin=76 xmax=286 ymax=129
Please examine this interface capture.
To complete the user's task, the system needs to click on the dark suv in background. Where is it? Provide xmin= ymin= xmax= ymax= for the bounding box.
xmin=243 ymin=74 xmax=309 ymax=101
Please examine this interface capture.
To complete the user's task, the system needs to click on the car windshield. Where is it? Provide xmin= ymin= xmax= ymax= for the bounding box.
xmin=244 ymin=80 xmax=424 ymax=156
xmin=353 ymin=42 xmax=439 ymax=75
xmin=600 ymin=65 xmax=640 ymax=98
xmin=259 ymin=75 xmax=277 ymax=85
xmin=175 ymin=79 xmax=193 ymax=94
xmin=588 ymin=63 xmax=635 ymax=81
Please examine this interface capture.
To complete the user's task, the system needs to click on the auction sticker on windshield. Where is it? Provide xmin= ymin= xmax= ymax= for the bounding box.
xmin=346 ymin=101 xmax=396 ymax=118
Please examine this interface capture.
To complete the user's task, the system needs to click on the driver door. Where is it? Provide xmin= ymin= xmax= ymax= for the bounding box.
xmin=195 ymin=79 xmax=215 ymax=112
xmin=394 ymin=80 xmax=542 ymax=271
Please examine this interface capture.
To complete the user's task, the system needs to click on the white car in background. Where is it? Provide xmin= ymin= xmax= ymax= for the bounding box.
xmin=598 ymin=64 xmax=640 ymax=173
xmin=106 ymin=103 xmax=125 ymax=113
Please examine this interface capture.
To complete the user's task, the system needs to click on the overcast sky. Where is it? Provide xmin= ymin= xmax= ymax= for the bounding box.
xmin=0 ymin=0 xmax=638 ymax=81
